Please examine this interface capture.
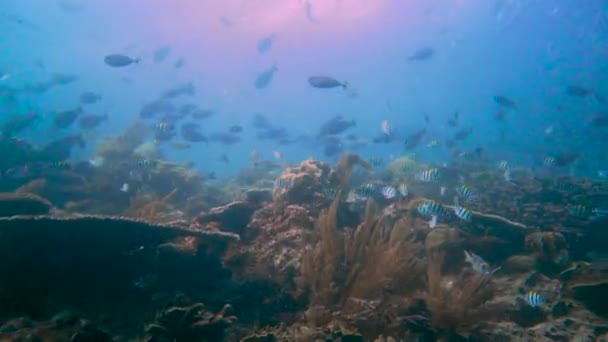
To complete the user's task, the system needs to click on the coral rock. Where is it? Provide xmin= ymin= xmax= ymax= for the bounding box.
xmin=195 ymin=201 xmax=258 ymax=235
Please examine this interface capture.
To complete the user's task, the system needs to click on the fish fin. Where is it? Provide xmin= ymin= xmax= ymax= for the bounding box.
xmin=429 ymin=215 xmax=437 ymax=228
xmin=464 ymin=250 xmax=472 ymax=263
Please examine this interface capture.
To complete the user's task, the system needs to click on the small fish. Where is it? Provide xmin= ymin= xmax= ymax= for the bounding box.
xmin=464 ymin=250 xmax=500 ymax=275
xmin=570 ymin=205 xmax=608 ymax=219
xmin=174 ymin=58 xmax=185 ymax=69
xmin=0 ymin=73 xmax=11 ymax=82
xmin=120 ymin=183 xmax=129 ymax=192
xmin=566 ymin=85 xmax=594 ymax=97
xmin=381 ymin=186 xmax=397 ymax=199
xmin=524 ymin=291 xmax=545 ymax=307
xmin=493 ymin=95 xmax=517 ymax=109
xmin=153 ymin=46 xmax=171 ymax=63
xmin=355 ymin=183 xmax=376 ymax=197
xmin=504 ymin=170 xmax=512 ymax=182
xmin=544 ymin=124 xmax=554 ymax=135
xmin=54 ymin=107 xmax=83 ymax=128
xmin=155 ymin=122 xmax=173 ymax=132
xmin=322 ymin=187 xmax=338 ymax=198
xmin=229 ymin=125 xmax=243 ymax=133
xmin=598 ymin=170 xmax=608 ymax=178
xmin=381 ymin=120 xmax=391 ymax=135
xmin=417 ymin=168 xmax=439 ymax=182
xmin=427 ymin=140 xmax=440 ymax=148
xmin=456 ymin=185 xmax=478 ymax=202
xmin=274 ymin=177 xmax=292 ymax=189
xmin=307 ymin=76 xmax=347 ymax=89
xmin=88 ymin=156 xmax=105 ymax=167
xmin=543 ymin=156 xmax=556 ymax=167
xmin=79 ymin=91 xmax=102 ymax=104
xmin=440 ymin=186 xmax=446 ymax=197
xmin=453 ymin=205 xmax=472 ymax=221
xmin=104 ymin=54 xmax=139 ymax=67
xmin=250 ymin=149 xmax=260 ymax=161
xmin=257 ymin=34 xmax=277 ymax=53
xmin=398 ymin=184 xmax=408 ymax=197
xmin=498 ymin=160 xmax=510 ymax=170
xmin=417 ymin=200 xmax=447 ymax=218
xmin=169 ymin=141 xmax=191 ymax=150
xmin=78 ymin=113 xmax=108 ymax=129
xmin=368 ymin=156 xmax=384 ymax=167
xmin=407 ymin=47 xmax=435 ymax=61
xmin=255 ymin=65 xmax=278 ymax=89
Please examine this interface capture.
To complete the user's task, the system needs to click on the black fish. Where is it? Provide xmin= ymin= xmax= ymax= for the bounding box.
xmin=139 ymin=100 xmax=175 ymax=119
xmin=493 ymin=95 xmax=517 ymax=109
xmin=318 ymin=115 xmax=355 ymax=136
xmin=308 ymin=76 xmax=346 ymax=89
xmin=257 ymin=127 xmax=289 ymax=141
xmin=404 ymin=129 xmax=426 ymax=150
xmin=447 ymin=111 xmax=459 ymax=127
xmin=161 ymin=82 xmax=195 ymax=99
xmin=54 ymin=107 xmax=83 ymax=128
xmin=452 ymin=127 xmax=472 ymax=141
xmin=229 ymin=125 xmax=243 ymax=133
xmin=1 ymin=112 xmax=39 ymax=136
xmin=78 ymin=113 xmax=108 ymax=129
xmin=255 ymin=66 xmax=278 ymax=89
xmin=42 ymin=134 xmax=85 ymax=160
xmin=554 ymin=152 xmax=581 ymax=167
xmin=209 ymin=132 xmax=241 ymax=145
xmin=154 ymin=122 xmax=176 ymax=141
xmin=407 ymin=47 xmax=435 ymax=61
xmin=51 ymin=73 xmax=79 ymax=85
xmin=180 ymin=123 xmax=208 ymax=143
xmin=153 ymin=46 xmax=171 ymax=63
xmin=588 ymin=114 xmax=608 ymax=128
xmin=191 ymin=109 xmax=214 ymax=120
xmin=566 ymin=85 xmax=594 ymax=97
xmin=79 ymin=91 xmax=102 ymax=104
xmin=257 ymin=34 xmax=276 ymax=54
xmin=104 ymin=54 xmax=139 ymax=67
xmin=252 ymin=113 xmax=272 ymax=129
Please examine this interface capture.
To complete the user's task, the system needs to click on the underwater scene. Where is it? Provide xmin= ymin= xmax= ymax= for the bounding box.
xmin=1 ymin=0 xmax=608 ymax=341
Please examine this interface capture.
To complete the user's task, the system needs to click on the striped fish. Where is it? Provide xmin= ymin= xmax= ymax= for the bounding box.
xmin=543 ymin=156 xmax=556 ymax=167
xmin=456 ymin=185 xmax=478 ymax=202
xmin=368 ymin=156 xmax=384 ymax=167
xmin=498 ymin=160 xmax=510 ymax=170
xmin=274 ymin=177 xmax=292 ymax=189
xmin=355 ymin=183 xmax=376 ymax=197
xmin=453 ymin=205 xmax=472 ymax=221
xmin=381 ymin=120 xmax=391 ymax=135
xmin=504 ymin=169 xmax=512 ymax=182
xmin=398 ymin=183 xmax=408 ymax=197
xmin=525 ymin=291 xmax=545 ymax=307
xmin=417 ymin=200 xmax=447 ymax=217
xmin=381 ymin=186 xmax=397 ymax=199
xmin=570 ymin=205 xmax=608 ymax=219
xmin=417 ymin=168 xmax=439 ymax=182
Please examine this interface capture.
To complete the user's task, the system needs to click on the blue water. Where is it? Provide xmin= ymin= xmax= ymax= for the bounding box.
xmin=1 ymin=0 xmax=607 ymax=177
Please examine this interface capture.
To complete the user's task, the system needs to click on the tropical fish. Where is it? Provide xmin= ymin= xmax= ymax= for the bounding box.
xmin=493 ymin=95 xmax=517 ymax=109
xmin=255 ymin=65 xmax=278 ymax=89
xmin=464 ymin=250 xmax=500 ymax=275
xmin=307 ymin=76 xmax=347 ymax=89
xmin=381 ymin=120 xmax=391 ymax=135
xmin=398 ymin=184 xmax=408 ymax=198
xmin=417 ymin=168 xmax=439 ymax=182
xmin=524 ymin=291 xmax=545 ymax=307
xmin=407 ymin=47 xmax=435 ymax=61
xmin=104 ymin=54 xmax=139 ymax=67
xmin=381 ymin=186 xmax=397 ymax=199
xmin=368 ymin=156 xmax=384 ymax=167
xmin=257 ymin=34 xmax=277 ymax=53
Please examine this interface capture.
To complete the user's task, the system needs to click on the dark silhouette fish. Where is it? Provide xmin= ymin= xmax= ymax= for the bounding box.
xmin=493 ymin=95 xmax=517 ymax=109
xmin=104 ymin=54 xmax=139 ymax=67
xmin=209 ymin=132 xmax=241 ymax=145
xmin=554 ymin=152 xmax=581 ymax=167
xmin=404 ymin=129 xmax=426 ymax=150
xmin=308 ymin=76 xmax=346 ymax=89
xmin=257 ymin=34 xmax=276 ymax=54
xmin=42 ymin=134 xmax=85 ymax=160
xmin=180 ymin=123 xmax=208 ymax=143
xmin=588 ymin=114 xmax=608 ymax=127
xmin=191 ymin=109 xmax=214 ymax=120
xmin=255 ymin=65 xmax=278 ymax=89
xmin=161 ymin=82 xmax=195 ymax=99
xmin=566 ymin=85 xmax=594 ymax=97
xmin=153 ymin=46 xmax=171 ymax=63
xmin=407 ymin=47 xmax=435 ymax=61
xmin=79 ymin=91 xmax=102 ymax=104
xmin=252 ymin=113 xmax=272 ymax=130
xmin=139 ymin=100 xmax=175 ymax=119
xmin=318 ymin=115 xmax=355 ymax=136
xmin=78 ymin=113 xmax=108 ymax=129
xmin=229 ymin=125 xmax=243 ymax=133
xmin=1 ymin=112 xmax=39 ymax=136
xmin=54 ymin=107 xmax=83 ymax=128
xmin=174 ymin=58 xmax=185 ymax=69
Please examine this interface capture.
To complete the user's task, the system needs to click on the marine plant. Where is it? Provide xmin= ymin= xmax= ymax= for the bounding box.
xmin=422 ymin=252 xmax=494 ymax=335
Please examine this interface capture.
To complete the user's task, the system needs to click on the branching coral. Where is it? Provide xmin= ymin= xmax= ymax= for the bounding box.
xmin=423 ymin=252 xmax=494 ymax=334
xmin=300 ymin=197 xmax=424 ymax=328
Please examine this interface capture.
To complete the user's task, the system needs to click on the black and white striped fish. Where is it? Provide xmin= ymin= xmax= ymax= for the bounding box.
xmin=381 ymin=185 xmax=397 ymax=199
xmin=456 ymin=185 xmax=478 ymax=202
xmin=524 ymin=291 xmax=545 ymax=307
xmin=417 ymin=168 xmax=439 ymax=182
